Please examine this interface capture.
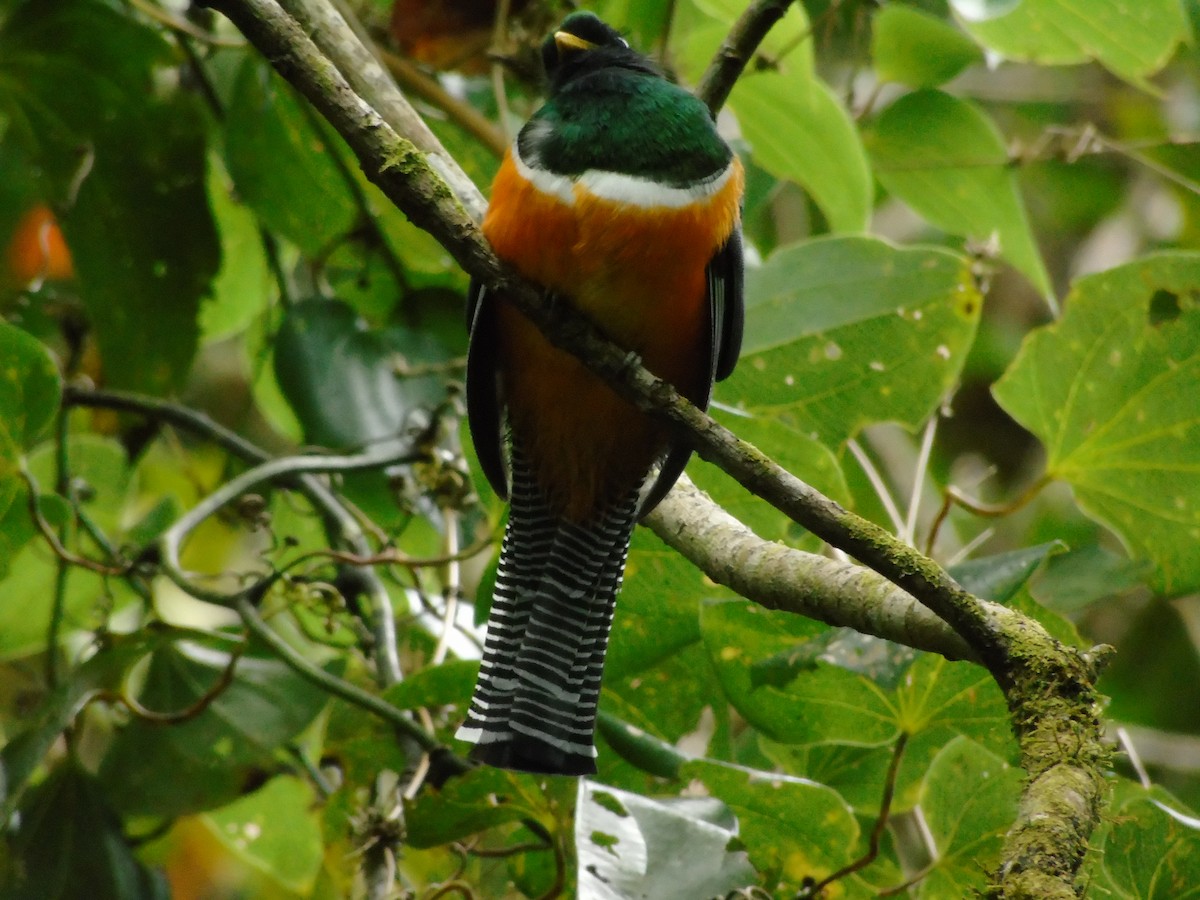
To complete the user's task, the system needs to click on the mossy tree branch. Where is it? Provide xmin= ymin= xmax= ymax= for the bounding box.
xmin=199 ymin=0 xmax=1109 ymax=895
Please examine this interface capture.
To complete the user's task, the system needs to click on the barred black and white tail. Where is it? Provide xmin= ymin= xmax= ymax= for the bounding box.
xmin=456 ymin=444 xmax=638 ymax=775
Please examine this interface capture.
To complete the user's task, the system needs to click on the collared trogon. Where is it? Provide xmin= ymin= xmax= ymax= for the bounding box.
xmin=457 ymin=11 xmax=744 ymax=775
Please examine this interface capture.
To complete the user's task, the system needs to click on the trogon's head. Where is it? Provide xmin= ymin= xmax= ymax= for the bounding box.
xmin=541 ymin=12 xmax=660 ymax=90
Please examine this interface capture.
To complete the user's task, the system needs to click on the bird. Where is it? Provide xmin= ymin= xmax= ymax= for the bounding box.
xmin=456 ymin=10 xmax=744 ymax=775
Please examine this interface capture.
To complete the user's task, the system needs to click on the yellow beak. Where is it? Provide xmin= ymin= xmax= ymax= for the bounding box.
xmin=554 ymin=31 xmax=594 ymax=54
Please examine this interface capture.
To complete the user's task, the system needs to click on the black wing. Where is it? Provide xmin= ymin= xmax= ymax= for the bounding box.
xmin=638 ymin=227 xmax=744 ymax=517
xmin=466 ymin=279 xmax=509 ymax=500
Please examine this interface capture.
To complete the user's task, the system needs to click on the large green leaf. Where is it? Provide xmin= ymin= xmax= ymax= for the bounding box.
xmin=872 ymin=6 xmax=984 ymax=88
xmin=203 ymin=775 xmax=324 ymax=895
xmin=575 ymin=780 xmax=755 ymax=899
xmin=992 ymin=253 xmax=1200 ymax=594
xmin=225 ymin=58 xmax=358 ymax=256
xmin=702 ymin=600 xmax=1012 ymax=808
xmin=403 ymin=766 xmax=534 ymax=849
xmin=0 ymin=0 xmax=219 ymax=394
xmin=916 ymin=737 xmax=1023 ymax=897
xmin=199 ymin=157 xmax=274 ymax=343
xmin=731 ymin=70 xmax=872 ymax=233
xmin=866 ymin=90 xmax=1052 ymax=302
xmin=1101 ymin=597 xmax=1200 ymax=735
xmin=960 ymin=0 xmax=1188 ymax=90
xmin=273 ymin=297 xmax=451 ymax=448
xmin=723 ymin=236 xmax=981 ymax=447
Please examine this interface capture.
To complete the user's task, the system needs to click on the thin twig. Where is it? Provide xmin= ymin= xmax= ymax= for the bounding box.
xmin=801 ymin=732 xmax=909 ymax=896
xmin=103 ymin=633 xmax=248 ymax=724
xmin=157 ymin=439 xmax=420 ymax=604
xmin=903 ymin=417 xmax=939 ymax=547
xmin=63 ymin=386 xmax=406 ymax=688
xmin=236 ymin=594 xmax=466 ymax=766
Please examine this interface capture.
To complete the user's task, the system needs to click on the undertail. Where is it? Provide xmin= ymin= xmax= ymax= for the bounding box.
xmin=456 ymin=443 xmax=638 ymax=775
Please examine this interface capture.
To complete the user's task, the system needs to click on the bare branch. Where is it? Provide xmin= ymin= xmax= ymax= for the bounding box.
xmin=647 ymin=477 xmax=978 ymax=663
xmin=696 ymin=0 xmax=797 ymax=114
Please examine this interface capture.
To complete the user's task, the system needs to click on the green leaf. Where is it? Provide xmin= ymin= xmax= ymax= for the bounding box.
xmin=725 ymin=236 xmax=981 ymax=447
xmin=759 ymin=739 xmax=901 ymax=815
xmin=866 ymin=90 xmax=1052 ymax=302
xmin=199 ymin=157 xmax=274 ymax=343
xmin=0 ymin=322 xmax=60 ymax=449
xmin=700 ymin=602 xmax=1012 ymax=748
xmin=1102 ymin=783 xmax=1200 ymax=898
xmin=703 ymin=601 xmax=1012 ymax=807
xmin=960 ymin=0 xmax=1188 ymax=89
xmin=0 ymin=485 xmax=68 ymax=581
xmin=273 ymin=298 xmax=451 ymax=448
xmin=5 ymin=762 xmax=167 ymax=900
xmin=682 ymin=759 xmax=860 ymax=889
xmin=0 ymin=436 xmax=131 ymax=659
xmin=203 ymin=775 xmax=324 ymax=895
xmin=949 ymin=542 xmax=1066 ymax=603
xmin=575 ymin=780 xmax=755 ymax=899
xmin=225 ymin=59 xmax=358 ymax=256
xmin=0 ymin=1 xmax=219 ymax=394
xmin=99 ymin=635 xmax=338 ymax=817
xmin=992 ymin=252 xmax=1200 ymax=594
xmin=1032 ymin=545 xmax=1154 ymax=613
xmin=872 ymin=6 xmax=984 ymax=88
xmin=64 ymin=98 xmax=218 ymax=394
xmin=916 ymin=736 xmax=1023 ymax=897
xmin=0 ymin=322 xmax=60 ymax=537
xmin=731 ymin=70 xmax=872 ymax=232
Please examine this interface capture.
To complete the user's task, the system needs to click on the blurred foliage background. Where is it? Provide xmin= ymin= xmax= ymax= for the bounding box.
xmin=1 ymin=0 xmax=1200 ymax=896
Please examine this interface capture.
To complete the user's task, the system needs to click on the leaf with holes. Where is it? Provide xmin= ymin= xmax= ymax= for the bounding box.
xmin=723 ymin=236 xmax=981 ymax=448
xmin=993 ymin=252 xmax=1200 ymax=594
xmin=203 ymin=776 xmax=324 ymax=895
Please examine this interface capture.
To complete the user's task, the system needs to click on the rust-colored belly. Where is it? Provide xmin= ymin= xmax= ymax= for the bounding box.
xmin=483 ymin=152 xmax=743 ymax=520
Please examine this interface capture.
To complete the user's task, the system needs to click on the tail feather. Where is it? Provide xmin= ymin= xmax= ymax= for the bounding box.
xmin=457 ymin=443 xmax=638 ymax=775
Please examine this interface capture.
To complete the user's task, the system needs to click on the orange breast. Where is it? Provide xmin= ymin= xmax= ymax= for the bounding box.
xmin=483 ymin=151 xmax=743 ymax=520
